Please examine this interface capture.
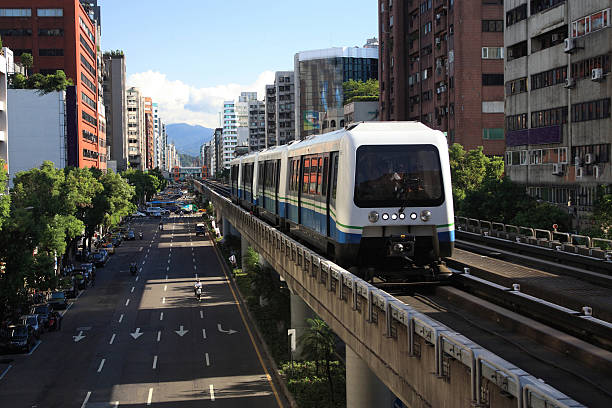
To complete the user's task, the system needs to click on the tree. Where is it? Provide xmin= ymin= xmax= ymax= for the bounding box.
xmin=0 ymin=159 xmax=9 ymax=231
xmin=449 ymin=143 xmax=504 ymax=205
xmin=122 ymin=169 xmax=160 ymax=205
xmin=590 ymin=185 xmax=612 ymax=238
xmin=148 ymin=167 xmax=168 ymax=191
xmin=299 ymin=318 xmax=337 ymax=405
xmin=342 ymin=79 xmax=379 ymax=104
xmin=20 ymin=52 xmax=33 ymax=76
xmin=40 ymin=70 xmax=73 ymax=93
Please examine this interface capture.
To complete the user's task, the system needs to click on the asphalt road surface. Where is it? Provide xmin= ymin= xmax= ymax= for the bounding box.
xmin=0 ymin=215 xmax=282 ymax=407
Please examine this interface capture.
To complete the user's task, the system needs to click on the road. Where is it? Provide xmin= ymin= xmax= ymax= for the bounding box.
xmin=0 ymin=215 xmax=282 ymax=407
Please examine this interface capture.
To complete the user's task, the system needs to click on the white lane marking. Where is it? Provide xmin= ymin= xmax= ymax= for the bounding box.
xmin=159 ymin=312 xmax=164 ymax=321
xmin=202 ymin=328 xmax=206 ymax=339
xmin=147 ymin=248 xmax=150 ymax=253
xmin=157 ymin=331 xmax=161 ymax=342
xmin=200 ymin=310 xmax=204 ymax=319
xmin=131 ymin=286 xmax=135 ymax=293
xmin=164 ymin=285 xmax=167 ymax=291
xmin=167 ymin=259 xmax=170 ymax=264
xmin=109 ymin=333 xmax=116 ymax=345
xmin=152 ymin=355 xmax=158 ymax=369
xmin=112 ymin=402 xmax=119 ymax=407
xmin=147 ymin=387 xmax=153 ymax=405
xmin=27 ymin=340 xmax=42 ymax=355
xmin=162 ymin=297 xmax=166 ymax=304
xmin=118 ymin=314 xmax=124 ymax=323
xmin=80 ymin=391 xmax=91 ymax=408
xmin=125 ymin=299 xmax=130 ymax=307
xmin=135 ymin=276 xmax=139 ymax=282
xmin=165 ymin=274 xmax=168 ymax=279
xmin=205 ymin=353 xmax=210 ymax=366
xmin=97 ymin=358 xmax=106 ymax=373
xmin=144 ymin=254 xmax=148 ymax=259
xmin=209 ymin=385 xmax=215 ymax=401
xmin=195 ymin=273 xmax=198 ymax=279
xmin=0 ymin=364 xmax=12 ymax=380
xmin=142 ymin=260 xmax=146 ymax=265
xmin=166 ymin=266 xmax=170 ymax=271
xmin=193 ymin=265 xmax=197 ymax=270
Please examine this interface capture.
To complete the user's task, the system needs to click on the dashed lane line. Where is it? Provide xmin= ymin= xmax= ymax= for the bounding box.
xmin=80 ymin=391 xmax=91 ymax=408
xmin=205 ymin=353 xmax=210 ymax=366
xmin=147 ymin=388 xmax=153 ymax=405
xmin=202 ymin=328 xmax=206 ymax=339
xmin=131 ymin=286 xmax=135 ymax=293
xmin=159 ymin=312 xmax=164 ymax=321
xmin=118 ymin=314 xmax=124 ymax=323
xmin=109 ymin=333 xmax=116 ymax=345
xmin=97 ymin=358 xmax=106 ymax=373
xmin=209 ymin=385 xmax=215 ymax=401
xmin=152 ymin=355 xmax=158 ymax=370
xmin=157 ymin=331 xmax=161 ymax=342
xmin=125 ymin=299 xmax=130 ymax=307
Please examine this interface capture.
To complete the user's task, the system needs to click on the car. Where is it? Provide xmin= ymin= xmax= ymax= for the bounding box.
xmin=30 ymin=304 xmax=52 ymax=328
xmin=2 ymin=324 xmax=37 ymax=353
xmin=102 ymin=243 xmax=115 ymax=255
xmin=195 ymin=223 xmax=206 ymax=236
xmin=132 ymin=211 xmax=146 ymax=217
xmin=61 ymin=283 xmax=77 ymax=299
xmin=20 ymin=315 xmax=42 ymax=338
xmin=126 ymin=230 xmax=136 ymax=240
xmin=91 ymin=251 xmax=109 ymax=267
xmin=48 ymin=291 xmax=67 ymax=310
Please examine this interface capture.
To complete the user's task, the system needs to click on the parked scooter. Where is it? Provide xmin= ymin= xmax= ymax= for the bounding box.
xmin=130 ymin=262 xmax=138 ymax=276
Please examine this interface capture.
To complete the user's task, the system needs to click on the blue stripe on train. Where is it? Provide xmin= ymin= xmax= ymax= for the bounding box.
xmin=437 ymin=230 xmax=455 ymax=243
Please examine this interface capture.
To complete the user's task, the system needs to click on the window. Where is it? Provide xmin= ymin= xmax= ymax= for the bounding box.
xmin=506 ymin=150 xmax=528 ymax=166
xmin=482 ymin=20 xmax=503 ymax=32
xmin=39 ymin=48 xmax=63 ymax=56
xmin=506 ymin=77 xmax=528 ymax=95
xmin=571 ymin=98 xmax=611 ymax=123
xmin=531 ymin=26 xmax=567 ymax=52
xmin=530 ymin=106 xmax=568 ymax=128
xmin=482 ymin=128 xmax=505 ymax=140
xmin=82 ymin=92 xmax=96 ymax=110
xmin=422 ymin=21 xmax=432 ymax=35
xmin=0 ymin=8 xmax=31 ymax=17
xmin=506 ymin=113 xmax=528 ymax=131
xmin=531 ymin=66 xmax=567 ymax=90
xmin=37 ymin=8 xmax=63 ymax=17
xmin=80 ymin=54 xmax=95 ymax=76
xmin=0 ymin=28 xmax=32 ymax=36
xmin=482 ymin=74 xmax=504 ymax=86
xmin=82 ymin=129 xmax=97 ymax=144
xmin=78 ymin=16 xmax=95 ymax=43
xmin=507 ymin=41 xmax=528 ymax=61
xmin=80 ymin=35 xmax=95 ymax=59
xmin=82 ymin=111 xmax=97 ymax=127
xmin=571 ymin=54 xmax=611 ymax=79
xmin=506 ymin=4 xmax=527 ymax=27
xmin=482 ymin=47 xmax=504 ymax=59
xmin=38 ymin=28 xmax=63 ymax=36
xmin=531 ymin=0 xmax=565 ymax=14
xmin=572 ymin=9 xmax=610 ymax=38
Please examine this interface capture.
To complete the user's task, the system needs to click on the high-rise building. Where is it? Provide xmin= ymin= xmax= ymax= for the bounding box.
xmin=378 ymin=0 xmax=505 ymax=155
xmin=211 ymin=127 xmax=222 ymax=176
xmin=248 ymin=98 xmax=265 ymax=152
xmin=0 ymin=0 xmax=107 ymax=168
xmin=295 ymin=47 xmax=378 ymax=139
xmin=221 ymin=101 xmax=237 ymax=169
xmin=265 ymin=71 xmax=296 ymax=147
xmin=102 ymin=51 xmax=127 ymax=171
xmin=126 ymin=87 xmax=145 ymax=170
xmin=144 ymin=97 xmax=154 ymax=169
xmin=0 ymin=49 xmax=8 ymax=170
xmin=153 ymin=102 xmax=161 ymax=168
xmin=504 ymin=0 xmax=611 ymax=227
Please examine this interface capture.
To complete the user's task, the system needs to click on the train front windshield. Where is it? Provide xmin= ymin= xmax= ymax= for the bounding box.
xmin=354 ymin=145 xmax=444 ymax=208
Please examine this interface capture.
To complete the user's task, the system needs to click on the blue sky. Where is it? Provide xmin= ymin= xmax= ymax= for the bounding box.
xmin=100 ymin=0 xmax=377 ymax=127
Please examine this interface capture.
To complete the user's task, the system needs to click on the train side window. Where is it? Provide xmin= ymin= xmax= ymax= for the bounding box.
xmin=302 ymin=158 xmax=310 ymax=194
xmin=331 ymin=154 xmax=339 ymax=200
xmin=275 ymin=160 xmax=281 ymax=193
xmin=322 ymin=157 xmax=329 ymax=196
xmin=315 ymin=157 xmax=323 ymax=195
xmin=258 ymin=163 xmax=265 ymax=191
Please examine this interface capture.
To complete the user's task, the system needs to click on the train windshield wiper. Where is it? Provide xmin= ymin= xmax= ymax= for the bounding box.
xmin=393 ymin=173 xmax=422 ymax=214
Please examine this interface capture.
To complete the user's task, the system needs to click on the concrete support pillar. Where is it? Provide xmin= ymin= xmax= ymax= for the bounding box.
xmin=346 ymin=346 xmax=395 ymax=408
xmin=290 ymin=289 xmax=315 ymax=359
xmin=222 ymin=217 xmax=230 ymax=238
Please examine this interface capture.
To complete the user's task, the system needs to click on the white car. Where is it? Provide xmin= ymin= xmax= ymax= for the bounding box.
xmin=132 ymin=211 xmax=146 ymax=217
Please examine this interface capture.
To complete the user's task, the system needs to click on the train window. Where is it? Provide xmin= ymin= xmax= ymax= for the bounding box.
xmin=331 ymin=154 xmax=339 ymax=200
xmin=322 ymin=157 xmax=329 ymax=196
xmin=258 ymin=163 xmax=265 ymax=190
xmin=315 ymin=157 xmax=322 ymax=195
xmin=354 ymin=145 xmax=444 ymax=208
xmin=302 ymin=158 xmax=310 ymax=194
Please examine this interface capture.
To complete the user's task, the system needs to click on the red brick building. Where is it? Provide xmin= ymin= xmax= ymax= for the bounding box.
xmin=378 ymin=0 xmax=505 ymax=155
xmin=0 ymin=0 xmax=106 ymax=168
xmin=144 ymin=96 xmax=154 ymax=169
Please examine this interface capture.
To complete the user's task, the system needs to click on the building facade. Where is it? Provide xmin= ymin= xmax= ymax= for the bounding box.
xmin=265 ymin=71 xmax=296 ymax=147
xmin=0 ymin=49 xmax=7 ymax=170
xmin=248 ymin=98 xmax=265 ymax=151
xmin=0 ymin=0 xmax=107 ymax=168
xmin=504 ymin=0 xmax=611 ymax=225
xmin=144 ymin=96 xmax=154 ymax=169
xmin=378 ymin=0 xmax=506 ymax=155
xmin=126 ymin=86 xmax=145 ymax=169
xmin=221 ymin=101 xmax=237 ymax=169
xmin=102 ymin=51 xmax=127 ymax=171
xmin=295 ymin=47 xmax=378 ymax=139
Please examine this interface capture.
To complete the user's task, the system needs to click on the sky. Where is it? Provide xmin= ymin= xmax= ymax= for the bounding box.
xmin=100 ymin=0 xmax=378 ymax=128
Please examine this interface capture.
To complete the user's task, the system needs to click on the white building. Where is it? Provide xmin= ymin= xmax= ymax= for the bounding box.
xmin=221 ymin=100 xmax=237 ymax=169
xmin=7 ymin=90 xmax=67 ymax=185
xmin=0 ymin=49 xmax=8 ymax=171
xmin=126 ymin=87 xmax=145 ymax=170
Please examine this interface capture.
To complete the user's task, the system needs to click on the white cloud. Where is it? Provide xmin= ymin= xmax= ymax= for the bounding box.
xmin=127 ymin=70 xmax=275 ymax=128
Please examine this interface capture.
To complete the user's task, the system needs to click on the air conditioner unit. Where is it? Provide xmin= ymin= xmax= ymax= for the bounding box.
xmin=436 ymin=13 xmax=441 ymax=20
xmin=435 ymin=37 xmax=441 ymax=45
xmin=576 ymin=167 xmax=584 ymax=178
xmin=552 ymin=163 xmax=564 ymax=175
xmin=584 ymin=153 xmax=594 ymax=164
xmin=593 ymin=165 xmax=600 ymax=179
xmin=574 ymin=156 xmax=582 ymax=166
xmin=436 ymin=87 xmax=442 ymax=94
xmin=564 ymin=38 xmax=576 ymax=53
xmin=564 ymin=78 xmax=575 ymax=88
xmin=591 ymin=68 xmax=604 ymax=81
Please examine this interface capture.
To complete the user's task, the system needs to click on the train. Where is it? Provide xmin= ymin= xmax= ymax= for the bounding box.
xmin=229 ymin=122 xmax=454 ymax=278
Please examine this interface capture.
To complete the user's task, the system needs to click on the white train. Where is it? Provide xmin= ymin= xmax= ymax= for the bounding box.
xmin=229 ymin=122 xmax=454 ymax=277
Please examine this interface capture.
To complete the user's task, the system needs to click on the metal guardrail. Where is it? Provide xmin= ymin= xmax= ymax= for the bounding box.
xmin=196 ymin=180 xmax=585 ymax=408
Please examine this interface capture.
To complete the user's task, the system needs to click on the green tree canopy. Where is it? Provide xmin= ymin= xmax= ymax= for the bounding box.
xmin=122 ymin=169 xmax=160 ymax=204
xmin=342 ymin=79 xmax=379 ymax=105
xmin=9 ymin=70 xmax=73 ymax=93
xmin=0 ymin=159 xmax=9 ymax=231
xmin=20 ymin=52 xmax=33 ymax=74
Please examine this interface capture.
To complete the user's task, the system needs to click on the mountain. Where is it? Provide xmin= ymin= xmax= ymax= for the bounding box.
xmin=165 ymin=123 xmax=214 ymax=156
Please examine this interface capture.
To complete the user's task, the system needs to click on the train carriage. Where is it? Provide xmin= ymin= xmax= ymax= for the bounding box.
xmin=230 ymin=122 xmax=454 ymax=278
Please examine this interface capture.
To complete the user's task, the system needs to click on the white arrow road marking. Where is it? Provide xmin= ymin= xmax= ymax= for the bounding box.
xmin=152 ymin=355 xmax=158 ymax=369
xmin=118 ymin=314 xmax=124 ymax=323
xmin=131 ymin=286 xmax=135 ymax=293
xmin=217 ymin=323 xmax=237 ymax=335
xmin=205 ymin=353 xmax=210 ymax=366
xmin=73 ymin=331 xmax=86 ymax=342
xmin=97 ymin=358 xmax=105 ymax=373
xmin=174 ymin=325 xmax=189 ymax=337
xmin=159 ymin=312 xmax=164 ymax=321
xmin=125 ymin=299 xmax=130 ymax=307
xmin=209 ymin=385 xmax=215 ymax=401
xmin=109 ymin=333 xmax=116 ymax=345
xmin=157 ymin=331 xmax=161 ymax=342
xmin=130 ymin=328 xmax=144 ymax=339
xmin=200 ymin=310 xmax=204 ymax=319
xmin=202 ymin=329 xmax=207 ymax=339
xmin=80 ymin=391 xmax=91 ymax=408
xmin=147 ymin=388 xmax=153 ymax=405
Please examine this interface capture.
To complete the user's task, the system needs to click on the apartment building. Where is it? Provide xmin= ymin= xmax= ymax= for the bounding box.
xmin=143 ymin=97 xmax=155 ymax=169
xmin=248 ymin=98 xmax=265 ymax=151
xmin=0 ymin=49 xmax=7 ymax=170
xmin=0 ymin=0 xmax=107 ymax=168
xmin=102 ymin=51 xmax=127 ymax=171
xmin=504 ymin=0 xmax=611 ymax=225
xmin=295 ymin=47 xmax=378 ymax=139
xmin=221 ymin=101 xmax=237 ymax=169
xmin=265 ymin=71 xmax=296 ymax=147
xmin=126 ymin=86 xmax=145 ymax=170
xmin=378 ymin=0 xmax=506 ymax=155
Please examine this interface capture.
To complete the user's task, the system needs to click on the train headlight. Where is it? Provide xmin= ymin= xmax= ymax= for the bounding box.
xmin=368 ymin=211 xmax=379 ymax=223
xmin=382 ymin=213 xmax=389 ymax=220
xmin=420 ymin=210 xmax=432 ymax=221
xmin=391 ymin=213 xmax=398 ymax=220
xmin=399 ymin=212 xmax=405 ymax=220
xmin=410 ymin=212 xmax=418 ymax=220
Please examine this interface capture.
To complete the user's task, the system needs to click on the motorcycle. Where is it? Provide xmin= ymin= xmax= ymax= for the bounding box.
xmin=130 ymin=262 xmax=138 ymax=276
xmin=139 ymin=232 xmax=143 ymax=240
